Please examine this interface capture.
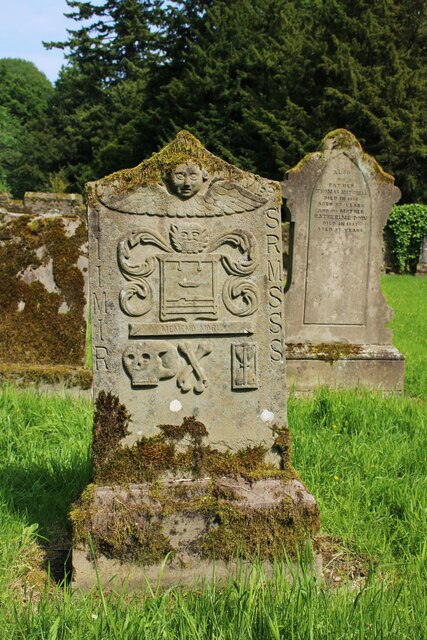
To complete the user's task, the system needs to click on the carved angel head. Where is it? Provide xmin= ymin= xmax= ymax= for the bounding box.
xmin=166 ymin=162 xmax=207 ymax=199
xmin=170 ymin=222 xmax=209 ymax=253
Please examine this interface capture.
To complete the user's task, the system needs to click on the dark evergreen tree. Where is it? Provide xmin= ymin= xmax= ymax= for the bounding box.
xmin=143 ymin=0 xmax=316 ymax=179
xmin=38 ymin=0 xmax=426 ymax=201
xmin=308 ymin=0 xmax=427 ymax=202
xmin=148 ymin=0 xmax=426 ymax=200
xmin=43 ymin=0 xmax=166 ymax=191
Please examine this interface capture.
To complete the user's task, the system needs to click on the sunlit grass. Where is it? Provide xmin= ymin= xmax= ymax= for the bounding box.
xmin=0 ymin=274 xmax=425 ymax=638
xmin=381 ymin=274 xmax=427 ymax=397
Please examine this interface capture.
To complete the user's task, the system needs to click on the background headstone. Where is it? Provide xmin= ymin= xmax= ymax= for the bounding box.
xmin=282 ymin=129 xmax=404 ymax=394
xmin=416 ymin=235 xmax=427 ymax=276
xmin=72 ymin=131 xmax=319 ymax=590
xmin=0 ymin=192 xmax=90 ymax=389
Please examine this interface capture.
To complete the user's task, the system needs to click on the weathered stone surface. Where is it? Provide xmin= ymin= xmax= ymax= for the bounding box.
xmin=0 ymin=201 xmax=90 ymax=388
xmin=87 ymin=131 xmax=286 ymax=451
xmin=416 ymin=235 xmax=427 ymax=275
xmin=283 ymin=129 xmax=400 ymax=344
xmin=71 ymin=477 xmax=320 ymax=591
xmin=24 ymin=192 xmax=86 ymax=218
xmin=73 ymin=132 xmax=319 ymax=588
xmin=286 ymin=345 xmax=404 ymax=395
xmin=282 ymin=130 xmax=404 ymax=393
xmin=73 ymin=548 xmax=323 ymax=592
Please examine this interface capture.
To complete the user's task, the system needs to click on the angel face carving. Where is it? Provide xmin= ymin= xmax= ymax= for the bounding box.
xmin=167 ymin=162 xmax=207 ymax=199
xmin=170 ymin=223 xmax=209 ymax=253
xmin=100 ymin=167 xmax=269 ymax=217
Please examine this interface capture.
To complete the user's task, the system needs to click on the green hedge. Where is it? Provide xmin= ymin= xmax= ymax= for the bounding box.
xmin=385 ymin=204 xmax=427 ymax=274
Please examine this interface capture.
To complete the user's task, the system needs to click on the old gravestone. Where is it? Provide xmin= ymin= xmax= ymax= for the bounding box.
xmin=0 ymin=192 xmax=90 ymax=389
xmin=416 ymin=235 xmax=427 ymax=275
xmin=282 ymin=129 xmax=404 ymax=394
xmin=71 ymin=131 xmax=319 ymax=589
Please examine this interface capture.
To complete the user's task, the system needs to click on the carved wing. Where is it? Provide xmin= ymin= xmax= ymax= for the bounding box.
xmin=97 ymin=178 xmax=268 ymax=218
xmin=192 ymin=180 xmax=268 ymax=217
xmin=97 ymin=183 xmax=171 ymax=215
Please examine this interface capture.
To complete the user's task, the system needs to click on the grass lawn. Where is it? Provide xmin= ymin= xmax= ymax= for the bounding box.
xmin=0 ymin=274 xmax=425 ymax=639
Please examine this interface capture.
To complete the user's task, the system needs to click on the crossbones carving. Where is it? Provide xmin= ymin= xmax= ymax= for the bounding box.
xmin=177 ymin=341 xmax=212 ymax=393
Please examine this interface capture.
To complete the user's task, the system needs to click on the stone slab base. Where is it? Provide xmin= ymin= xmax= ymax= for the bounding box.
xmin=71 ymin=476 xmax=319 ymax=591
xmin=285 ymin=344 xmax=404 ymax=395
xmin=0 ymin=364 xmax=92 ymax=391
xmin=73 ymin=548 xmax=323 ymax=592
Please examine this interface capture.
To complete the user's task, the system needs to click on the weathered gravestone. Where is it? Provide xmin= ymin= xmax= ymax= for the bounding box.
xmin=282 ymin=130 xmax=404 ymax=394
xmin=416 ymin=235 xmax=427 ymax=275
xmin=0 ymin=192 xmax=90 ymax=389
xmin=71 ymin=131 xmax=319 ymax=590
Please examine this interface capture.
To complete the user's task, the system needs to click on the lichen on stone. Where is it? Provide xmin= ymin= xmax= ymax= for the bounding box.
xmin=0 ymin=213 xmax=88 ymax=369
xmin=287 ymin=342 xmax=363 ymax=364
xmin=70 ymin=475 xmax=319 ymax=565
xmin=87 ymin=130 xmax=281 ymax=206
xmin=73 ymin=384 xmax=319 ymax=567
xmin=91 ymin=391 xmax=296 ymax=485
xmin=0 ymin=363 xmax=92 ymax=389
xmin=287 ymin=128 xmax=395 ymax=184
xmin=197 ymin=499 xmax=319 ymax=561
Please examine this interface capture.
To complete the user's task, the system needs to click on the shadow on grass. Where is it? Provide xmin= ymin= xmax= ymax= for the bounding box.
xmin=0 ymin=456 xmax=92 ymax=583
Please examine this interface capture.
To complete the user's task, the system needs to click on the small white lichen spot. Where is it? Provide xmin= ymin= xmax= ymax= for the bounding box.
xmin=260 ymin=409 xmax=274 ymax=423
xmin=170 ymin=400 xmax=182 ymax=412
xmin=58 ymin=301 xmax=70 ymax=314
xmin=17 ymin=300 xmax=25 ymax=312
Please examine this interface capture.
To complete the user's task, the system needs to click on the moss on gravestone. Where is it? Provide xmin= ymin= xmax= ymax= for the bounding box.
xmin=0 ymin=214 xmax=87 ymax=368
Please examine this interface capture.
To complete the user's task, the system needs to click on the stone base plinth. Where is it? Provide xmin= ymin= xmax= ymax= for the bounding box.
xmin=73 ymin=548 xmax=323 ymax=592
xmin=0 ymin=364 xmax=92 ymax=391
xmin=285 ymin=344 xmax=404 ymax=395
xmin=71 ymin=476 xmax=319 ymax=591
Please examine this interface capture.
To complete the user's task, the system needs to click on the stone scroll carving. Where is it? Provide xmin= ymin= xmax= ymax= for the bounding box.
xmin=117 ymin=223 xmax=259 ymax=321
xmin=207 ymin=230 xmax=259 ymax=317
xmin=118 ymin=230 xmax=171 ymax=317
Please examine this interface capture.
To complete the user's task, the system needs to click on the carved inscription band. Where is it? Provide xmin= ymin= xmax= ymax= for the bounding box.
xmin=265 ymin=208 xmax=284 ymax=363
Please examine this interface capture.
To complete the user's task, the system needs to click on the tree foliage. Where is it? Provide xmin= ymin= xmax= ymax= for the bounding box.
xmin=386 ymin=204 xmax=427 ymax=273
xmin=4 ymin=1 xmax=426 ymax=202
xmin=146 ymin=0 xmax=426 ymax=197
xmin=0 ymin=106 xmax=22 ymax=191
xmin=0 ymin=58 xmax=53 ymax=122
xmin=0 ymin=59 xmax=53 ymax=196
xmin=40 ymin=0 xmax=166 ymax=191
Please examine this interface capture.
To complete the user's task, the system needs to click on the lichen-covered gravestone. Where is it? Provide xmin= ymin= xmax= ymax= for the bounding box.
xmin=282 ymin=130 xmax=404 ymax=393
xmin=0 ymin=192 xmax=90 ymax=389
xmin=416 ymin=235 xmax=427 ymax=276
xmin=72 ymin=131 xmax=319 ymax=590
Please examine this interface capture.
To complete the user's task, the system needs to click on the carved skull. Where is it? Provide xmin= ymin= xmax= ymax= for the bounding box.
xmin=122 ymin=341 xmax=179 ymax=387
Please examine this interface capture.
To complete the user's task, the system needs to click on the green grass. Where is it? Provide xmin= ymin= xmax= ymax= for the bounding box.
xmin=381 ymin=274 xmax=427 ymax=397
xmin=0 ymin=274 xmax=425 ymax=639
